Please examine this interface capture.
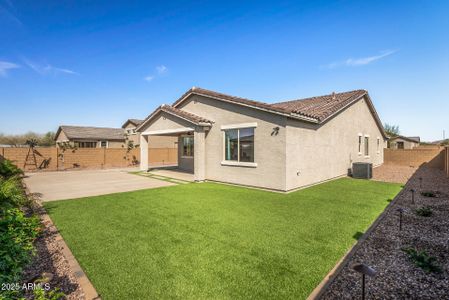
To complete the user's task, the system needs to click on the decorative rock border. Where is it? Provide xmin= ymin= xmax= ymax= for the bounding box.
xmin=25 ymin=184 xmax=101 ymax=300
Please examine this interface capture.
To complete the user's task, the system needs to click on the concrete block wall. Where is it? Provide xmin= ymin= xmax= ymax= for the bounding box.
xmin=384 ymin=148 xmax=445 ymax=169
xmin=0 ymin=147 xmax=177 ymax=171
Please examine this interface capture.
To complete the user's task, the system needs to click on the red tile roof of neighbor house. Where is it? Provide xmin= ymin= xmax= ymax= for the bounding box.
xmin=56 ymin=125 xmax=126 ymax=141
xmin=137 ymin=87 xmax=387 ymax=138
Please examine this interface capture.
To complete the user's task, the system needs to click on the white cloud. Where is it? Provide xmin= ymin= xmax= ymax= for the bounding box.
xmin=22 ymin=58 xmax=79 ymax=76
xmin=0 ymin=60 xmax=20 ymax=77
xmin=326 ymin=50 xmax=398 ymax=69
xmin=143 ymin=65 xmax=168 ymax=82
xmin=144 ymin=75 xmax=154 ymax=82
xmin=156 ymin=65 xmax=168 ymax=75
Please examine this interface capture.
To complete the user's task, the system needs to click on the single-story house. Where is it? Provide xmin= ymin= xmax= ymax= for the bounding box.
xmin=388 ymin=135 xmax=420 ymax=149
xmin=55 ymin=125 xmax=126 ymax=148
xmin=122 ymin=119 xmax=177 ymax=148
xmin=136 ymin=87 xmax=387 ymax=192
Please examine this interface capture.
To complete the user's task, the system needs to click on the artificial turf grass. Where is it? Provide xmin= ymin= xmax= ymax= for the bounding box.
xmin=44 ymin=178 xmax=401 ymax=300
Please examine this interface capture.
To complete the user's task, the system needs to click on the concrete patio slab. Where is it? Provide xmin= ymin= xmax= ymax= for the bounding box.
xmin=24 ymin=168 xmax=174 ymax=201
xmin=148 ymin=169 xmax=194 ymax=182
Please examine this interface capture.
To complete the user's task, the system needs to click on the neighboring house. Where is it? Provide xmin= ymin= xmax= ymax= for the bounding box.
xmin=136 ymin=87 xmax=387 ymax=191
xmin=388 ymin=135 xmax=420 ymax=149
xmin=122 ymin=118 xmax=178 ymax=148
xmin=55 ymin=125 xmax=126 ymax=148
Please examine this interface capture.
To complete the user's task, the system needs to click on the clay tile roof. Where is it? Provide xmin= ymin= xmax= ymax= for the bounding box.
xmin=271 ymin=89 xmax=367 ymax=122
xmin=161 ymin=104 xmax=213 ymax=125
xmin=58 ymin=125 xmax=125 ymax=141
xmin=173 ymin=87 xmax=292 ymax=115
xmin=129 ymin=119 xmax=144 ymax=125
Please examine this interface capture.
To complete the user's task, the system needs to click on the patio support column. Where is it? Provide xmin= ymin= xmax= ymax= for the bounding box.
xmin=140 ymin=134 xmax=149 ymax=171
xmin=194 ymin=127 xmax=206 ymax=182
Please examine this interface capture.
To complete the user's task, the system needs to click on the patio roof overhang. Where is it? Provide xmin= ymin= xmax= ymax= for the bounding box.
xmin=141 ymin=127 xmax=194 ymax=136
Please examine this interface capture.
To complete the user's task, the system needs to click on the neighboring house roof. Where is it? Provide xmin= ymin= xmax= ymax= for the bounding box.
xmin=55 ymin=125 xmax=126 ymax=141
xmin=122 ymin=119 xmax=144 ymax=128
xmin=389 ymin=135 xmax=421 ymax=143
xmin=137 ymin=87 xmax=387 ymax=138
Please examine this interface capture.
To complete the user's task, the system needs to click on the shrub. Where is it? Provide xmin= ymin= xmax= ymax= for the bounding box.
xmin=415 ymin=206 xmax=432 ymax=217
xmin=0 ymin=159 xmax=23 ymax=179
xmin=0 ymin=177 xmax=28 ymax=215
xmin=0 ymin=209 xmax=41 ymax=285
xmin=33 ymin=287 xmax=65 ymax=300
xmin=421 ymin=191 xmax=437 ymax=198
xmin=402 ymin=247 xmax=442 ymax=273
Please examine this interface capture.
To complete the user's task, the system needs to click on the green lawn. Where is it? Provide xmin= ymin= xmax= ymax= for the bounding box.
xmin=45 ymin=178 xmax=401 ymax=299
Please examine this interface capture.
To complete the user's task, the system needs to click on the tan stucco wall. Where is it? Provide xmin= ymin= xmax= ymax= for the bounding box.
xmin=389 ymin=138 xmax=419 ymax=150
xmin=285 ymin=97 xmax=385 ymax=190
xmin=179 ymin=95 xmax=287 ymax=190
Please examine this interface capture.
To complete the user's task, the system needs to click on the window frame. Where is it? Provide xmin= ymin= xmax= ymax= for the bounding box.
xmin=221 ymin=124 xmax=257 ymax=167
xmin=181 ymin=135 xmax=194 ymax=158
xmin=364 ymin=135 xmax=370 ymax=157
xmin=358 ymin=134 xmax=363 ymax=155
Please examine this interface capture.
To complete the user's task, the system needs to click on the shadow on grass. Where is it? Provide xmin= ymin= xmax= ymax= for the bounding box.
xmin=353 ymin=231 xmax=364 ymax=240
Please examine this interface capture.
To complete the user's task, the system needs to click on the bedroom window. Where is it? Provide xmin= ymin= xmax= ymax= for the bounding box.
xmin=364 ymin=136 xmax=370 ymax=156
xmin=181 ymin=136 xmax=194 ymax=157
xmin=224 ymin=128 xmax=254 ymax=163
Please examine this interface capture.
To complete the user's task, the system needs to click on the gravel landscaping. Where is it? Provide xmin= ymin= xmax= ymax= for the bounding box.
xmin=320 ymin=166 xmax=449 ymax=299
xmin=21 ymin=203 xmax=84 ymax=300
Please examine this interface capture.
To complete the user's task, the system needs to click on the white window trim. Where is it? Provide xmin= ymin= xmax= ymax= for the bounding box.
xmin=358 ymin=133 xmax=363 ymax=155
xmin=377 ymin=137 xmax=381 ymax=154
xmin=221 ymin=161 xmax=258 ymax=168
xmin=181 ymin=135 xmax=194 ymax=158
xmin=222 ymin=126 xmax=256 ymax=167
xmin=221 ymin=122 xmax=257 ymax=130
xmin=364 ymin=135 xmax=370 ymax=158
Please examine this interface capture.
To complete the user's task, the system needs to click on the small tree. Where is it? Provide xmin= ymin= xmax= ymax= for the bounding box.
xmin=57 ymin=141 xmax=77 ymax=170
xmin=384 ymin=123 xmax=400 ymax=137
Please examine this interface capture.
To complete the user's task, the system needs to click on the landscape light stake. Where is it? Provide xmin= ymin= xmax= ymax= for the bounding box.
xmin=352 ymin=263 xmax=377 ymax=300
xmin=397 ymin=208 xmax=405 ymax=231
xmin=411 ymin=189 xmax=415 ymax=204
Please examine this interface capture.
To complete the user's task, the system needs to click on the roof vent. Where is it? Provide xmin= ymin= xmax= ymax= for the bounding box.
xmin=331 ymin=92 xmax=336 ymax=100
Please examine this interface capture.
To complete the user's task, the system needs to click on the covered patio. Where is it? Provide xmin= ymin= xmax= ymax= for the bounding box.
xmin=137 ymin=104 xmax=213 ymax=182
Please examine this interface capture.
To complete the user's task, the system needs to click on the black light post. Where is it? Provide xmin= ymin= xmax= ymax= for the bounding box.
xmin=419 ymin=177 xmax=423 ymax=189
xmin=397 ymin=208 xmax=405 ymax=231
xmin=353 ymin=263 xmax=377 ymax=300
xmin=410 ymin=189 xmax=415 ymax=204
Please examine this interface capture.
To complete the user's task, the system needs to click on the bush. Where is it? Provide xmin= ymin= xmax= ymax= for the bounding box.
xmin=0 ymin=209 xmax=41 ymax=284
xmin=0 ymin=159 xmax=23 ymax=179
xmin=0 ymin=177 xmax=28 ymax=214
xmin=402 ymin=247 xmax=442 ymax=273
xmin=415 ymin=206 xmax=432 ymax=217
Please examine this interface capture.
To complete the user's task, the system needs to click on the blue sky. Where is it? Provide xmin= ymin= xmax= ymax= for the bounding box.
xmin=1 ymin=0 xmax=448 ymax=141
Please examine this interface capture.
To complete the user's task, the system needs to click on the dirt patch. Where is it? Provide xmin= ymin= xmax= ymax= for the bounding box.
xmin=373 ymin=164 xmax=419 ymax=184
xmin=320 ymin=167 xmax=449 ymax=299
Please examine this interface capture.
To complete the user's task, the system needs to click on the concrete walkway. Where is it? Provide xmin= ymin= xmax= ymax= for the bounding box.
xmin=24 ymin=168 xmax=174 ymax=201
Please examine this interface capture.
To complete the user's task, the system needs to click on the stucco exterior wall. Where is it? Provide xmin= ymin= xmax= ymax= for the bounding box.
xmin=285 ymin=97 xmax=385 ymax=190
xmin=179 ymin=95 xmax=287 ymax=190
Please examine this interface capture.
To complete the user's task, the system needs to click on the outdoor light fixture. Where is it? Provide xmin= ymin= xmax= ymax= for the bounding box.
xmin=271 ymin=127 xmax=280 ymax=136
xmin=397 ymin=208 xmax=405 ymax=231
xmin=410 ymin=189 xmax=416 ymax=204
xmin=352 ymin=263 xmax=377 ymax=300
